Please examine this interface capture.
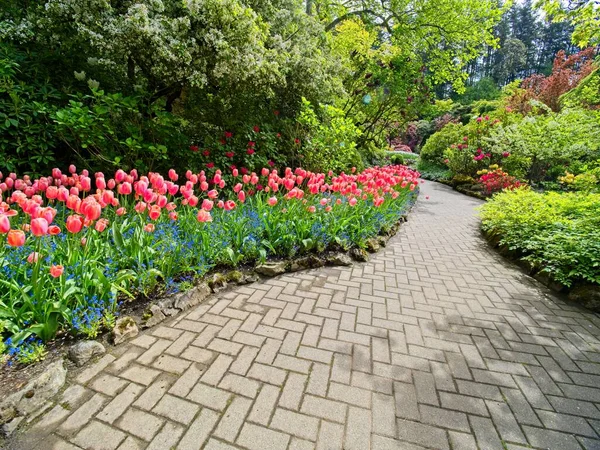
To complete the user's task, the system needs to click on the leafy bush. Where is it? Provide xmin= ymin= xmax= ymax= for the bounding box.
xmin=420 ymin=122 xmax=465 ymax=166
xmin=297 ymin=99 xmax=363 ymax=172
xmin=561 ymin=68 xmax=600 ymax=110
xmin=522 ymin=48 xmax=596 ymax=112
xmin=416 ymin=159 xmax=451 ymax=181
xmin=476 ymin=165 xmax=523 ymax=193
xmin=481 ymin=188 xmax=600 ymax=286
xmin=488 ymin=108 xmax=600 ymax=183
xmin=0 ymin=44 xmax=61 ymax=175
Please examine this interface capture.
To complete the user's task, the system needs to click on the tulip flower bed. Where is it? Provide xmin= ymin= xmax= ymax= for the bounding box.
xmin=0 ymin=164 xmax=419 ymax=362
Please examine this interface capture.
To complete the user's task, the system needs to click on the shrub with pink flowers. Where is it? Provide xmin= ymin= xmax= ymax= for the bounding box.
xmin=0 ymin=164 xmax=419 ymax=360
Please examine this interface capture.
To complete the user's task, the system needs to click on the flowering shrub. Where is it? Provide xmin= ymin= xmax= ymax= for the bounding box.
xmin=477 ymin=166 xmax=523 ymax=193
xmin=0 ymin=164 xmax=419 ymax=356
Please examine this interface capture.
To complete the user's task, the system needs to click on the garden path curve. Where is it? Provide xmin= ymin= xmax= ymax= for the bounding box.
xmin=11 ymin=181 xmax=600 ymax=450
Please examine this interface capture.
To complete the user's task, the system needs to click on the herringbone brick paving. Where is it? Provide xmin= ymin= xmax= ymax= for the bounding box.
xmin=11 ymin=181 xmax=600 ymax=449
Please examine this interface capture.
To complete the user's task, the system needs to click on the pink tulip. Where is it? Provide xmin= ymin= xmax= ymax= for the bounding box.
xmin=197 ymin=209 xmax=212 ymax=223
xmin=0 ymin=214 xmax=9 ymax=233
xmin=31 ymin=217 xmax=49 ymax=236
xmin=50 ymin=265 xmax=64 ymax=278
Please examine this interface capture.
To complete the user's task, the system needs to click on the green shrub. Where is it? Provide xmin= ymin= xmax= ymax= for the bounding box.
xmin=481 ymin=188 xmax=600 ymax=286
xmin=561 ymin=68 xmax=600 ymax=110
xmin=53 ymin=88 xmax=188 ymax=173
xmin=488 ymin=108 xmax=600 ymax=183
xmin=298 ymin=98 xmax=363 ymax=173
xmin=420 ymin=122 xmax=465 ymax=166
xmin=0 ymin=44 xmax=62 ymax=175
xmin=416 ymin=159 xmax=451 ymax=181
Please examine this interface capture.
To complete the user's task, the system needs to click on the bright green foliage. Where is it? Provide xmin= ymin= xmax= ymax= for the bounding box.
xmin=297 ymin=98 xmax=363 ymax=172
xmin=536 ymin=0 xmax=600 ymax=47
xmin=455 ymin=78 xmax=502 ymax=104
xmin=561 ymin=68 xmax=600 ymax=110
xmin=420 ymin=123 xmax=465 ymax=166
xmin=488 ymin=108 xmax=600 ymax=182
xmin=481 ymin=188 xmax=600 ymax=286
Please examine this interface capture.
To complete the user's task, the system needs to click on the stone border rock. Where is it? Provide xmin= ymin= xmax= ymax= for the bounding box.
xmin=482 ymin=229 xmax=600 ymax=311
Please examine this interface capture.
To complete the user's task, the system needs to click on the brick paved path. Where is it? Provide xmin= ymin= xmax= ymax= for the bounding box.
xmin=12 ymin=181 xmax=600 ymax=450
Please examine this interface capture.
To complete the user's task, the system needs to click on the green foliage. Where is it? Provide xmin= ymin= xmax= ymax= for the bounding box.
xmin=298 ymin=98 xmax=363 ymax=172
xmin=481 ymin=188 xmax=600 ymax=286
xmin=561 ymin=68 xmax=600 ymax=110
xmin=416 ymin=159 xmax=452 ymax=181
xmin=0 ymin=44 xmax=61 ymax=175
xmin=488 ymin=108 xmax=600 ymax=183
xmin=53 ymin=88 xmax=187 ymax=173
xmin=455 ymin=78 xmax=501 ymax=104
xmin=536 ymin=0 xmax=600 ymax=47
xmin=420 ymin=123 xmax=465 ymax=166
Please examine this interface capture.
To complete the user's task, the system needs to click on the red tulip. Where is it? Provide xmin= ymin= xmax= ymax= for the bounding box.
xmin=238 ymin=191 xmax=246 ymax=203
xmin=148 ymin=205 xmax=161 ymax=221
xmin=202 ymin=199 xmax=214 ymax=211
xmin=224 ymin=200 xmax=236 ymax=211
xmin=168 ymin=169 xmax=178 ymax=181
xmin=95 ymin=218 xmax=109 ymax=232
xmin=66 ymin=215 xmax=84 ymax=233
xmin=50 ymin=265 xmax=64 ymax=278
xmin=169 ymin=212 xmax=178 ymax=221
xmin=48 ymin=225 xmax=61 ymax=235
xmin=31 ymin=217 xmax=49 ymax=236
xmin=7 ymin=229 xmax=25 ymax=247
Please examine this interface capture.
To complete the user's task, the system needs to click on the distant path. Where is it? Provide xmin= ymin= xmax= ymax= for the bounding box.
xmin=10 ymin=181 xmax=600 ymax=450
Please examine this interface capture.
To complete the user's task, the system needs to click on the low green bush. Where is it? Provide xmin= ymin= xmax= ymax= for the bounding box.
xmin=420 ymin=122 xmax=465 ymax=166
xmin=480 ymin=188 xmax=600 ymax=286
xmin=416 ymin=159 xmax=451 ymax=181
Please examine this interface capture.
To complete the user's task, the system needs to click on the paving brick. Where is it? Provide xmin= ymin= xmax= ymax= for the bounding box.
xmin=115 ymin=408 xmax=164 ymax=441
xmin=178 ymin=408 xmax=220 ymax=450
xmin=537 ymin=410 xmax=597 ymax=437
xmin=59 ymin=393 xmax=107 ymax=435
xmin=439 ymin=392 xmax=488 ymax=417
xmin=316 ymin=421 xmax=344 ymax=450
xmin=169 ymin=363 xmax=205 ymax=397
xmin=77 ymin=354 xmax=116 ymax=384
xmin=201 ymin=354 xmax=234 ymax=386
xmin=97 ymin=383 xmax=143 ymax=424
xmin=470 ymin=416 xmax=503 ymax=450
xmin=119 ymin=364 xmax=161 ymax=386
xmin=248 ymin=383 xmax=280 ymax=425
xmin=72 ymin=420 xmax=126 ymax=450
xmin=237 ymin=423 xmax=290 ymax=450
xmin=133 ymin=374 xmax=175 ymax=410
xmin=146 ymin=421 xmax=185 ymax=450
xmin=219 ymin=373 xmax=260 ymax=398
xmin=448 ymin=431 xmax=478 ymax=450
xmin=214 ymin=396 xmax=253 ymax=441
xmin=419 ymin=404 xmax=469 ymax=432
xmin=271 ymin=408 xmax=319 ymax=441
xmin=187 ymin=382 xmax=231 ymax=411
xmin=90 ymin=374 xmax=128 ymax=396
xmin=247 ymin=362 xmax=287 ymax=386
xmin=486 ymin=400 xmax=527 ymax=444
xmin=328 ymin=382 xmax=371 ymax=409
xmin=394 ymin=381 xmax=420 ymax=420
xmin=396 ymin=418 xmax=450 ymax=450
xmin=523 ymin=425 xmax=583 ymax=450
xmin=152 ymin=393 xmax=200 ymax=425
